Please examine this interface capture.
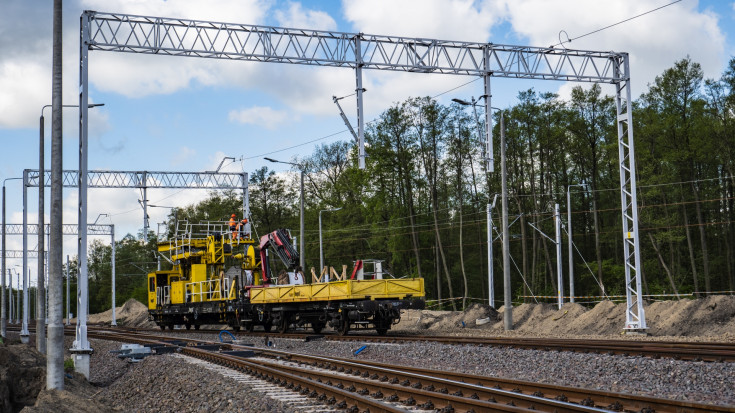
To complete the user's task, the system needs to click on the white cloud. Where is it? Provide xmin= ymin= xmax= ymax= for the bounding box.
xmin=275 ymin=2 xmax=337 ymax=31
xmin=342 ymin=0 xmax=502 ymax=40
xmin=171 ymin=146 xmax=197 ymax=167
xmin=0 ymin=0 xmax=731 ymax=132
xmin=499 ymin=0 xmax=726 ymax=95
xmin=0 ymin=61 xmax=50 ymax=128
xmin=228 ymin=106 xmax=289 ymax=129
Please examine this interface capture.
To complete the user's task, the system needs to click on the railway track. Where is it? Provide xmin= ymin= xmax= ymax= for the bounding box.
xmin=87 ymin=328 xmax=735 ymax=412
xmin=7 ymin=324 xmax=735 ymax=412
xmin=106 ymin=324 xmax=735 ymax=362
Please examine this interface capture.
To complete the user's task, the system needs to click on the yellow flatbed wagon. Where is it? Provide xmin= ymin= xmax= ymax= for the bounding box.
xmin=250 ymin=278 xmax=424 ymax=303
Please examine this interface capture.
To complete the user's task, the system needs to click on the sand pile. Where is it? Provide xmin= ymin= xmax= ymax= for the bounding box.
xmin=86 ymin=299 xmax=156 ymax=328
xmin=397 ymin=295 xmax=735 ymax=338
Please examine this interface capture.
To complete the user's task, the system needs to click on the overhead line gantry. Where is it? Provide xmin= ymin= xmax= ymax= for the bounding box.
xmin=77 ymin=11 xmax=644 ymax=342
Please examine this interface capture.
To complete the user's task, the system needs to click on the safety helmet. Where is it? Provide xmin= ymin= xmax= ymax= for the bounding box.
xmin=231 ymin=214 xmax=236 ymax=217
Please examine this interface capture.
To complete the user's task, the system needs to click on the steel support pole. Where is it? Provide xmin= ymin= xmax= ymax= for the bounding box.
xmin=8 ymin=270 xmax=12 ymax=325
xmin=1 ymin=185 xmax=5 ymax=338
xmin=355 ymin=35 xmax=365 ymax=170
xmin=65 ymin=255 xmax=70 ymax=326
xmin=319 ymin=211 xmax=324 ymax=281
xmin=37 ymin=114 xmax=46 ymax=354
xmin=483 ymin=47 xmax=493 ymax=172
xmin=16 ymin=271 xmax=20 ymax=324
xmin=242 ymin=173 xmax=250 ymax=237
xmin=500 ymin=113 xmax=512 ymax=331
xmin=555 ymin=203 xmax=563 ymax=310
xmin=299 ymin=171 xmax=305 ymax=271
xmin=110 ymin=225 xmax=116 ymax=326
xmin=487 ymin=203 xmax=494 ymax=308
xmin=21 ymin=170 xmax=29 ymax=342
xmin=142 ymin=180 xmax=148 ymax=242
xmin=615 ymin=54 xmax=646 ymax=332
xmin=72 ymin=12 xmax=92 ymax=378
xmin=567 ymin=188 xmax=574 ymax=303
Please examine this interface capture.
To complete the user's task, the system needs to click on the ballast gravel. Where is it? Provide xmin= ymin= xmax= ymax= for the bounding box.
xmin=62 ymin=337 xmax=297 ymax=413
xmin=257 ymin=335 xmax=735 ymax=406
xmin=58 ymin=332 xmax=735 ymax=411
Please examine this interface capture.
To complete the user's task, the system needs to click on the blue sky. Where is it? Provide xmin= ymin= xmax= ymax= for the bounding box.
xmin=1 ymin=0 xmax=734 ymax=285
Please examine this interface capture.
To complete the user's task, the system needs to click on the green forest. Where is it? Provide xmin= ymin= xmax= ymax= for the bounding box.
xmin=53 ymin=56 xmax=735 ymax=316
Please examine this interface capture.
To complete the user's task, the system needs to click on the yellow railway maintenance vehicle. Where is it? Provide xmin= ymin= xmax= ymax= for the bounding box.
xmin=147 ymin=220 xmax=425 ymax=335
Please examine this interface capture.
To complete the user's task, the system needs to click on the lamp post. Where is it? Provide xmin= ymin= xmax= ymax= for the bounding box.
xmin=2 ymin=177 xmax=21 ymax=339
xmin=497 ymin=109 xmax=512 ymax=331
xmin=39 ymin=103 xmax=104 ymax=354
xmin=566 ymin=183 xmax=588 ymax=304
xmin=451 ymin=96 xmax=493 ymax=171
xmin=264 ymin=157 xmax=305 ymax=272
xmin=92 ymin=213 xmax=116 ymax=326
xmin=319 ymin=207 xmax=341 ymax=281
xmin=454 ymin=98 xmax=511 ymax=329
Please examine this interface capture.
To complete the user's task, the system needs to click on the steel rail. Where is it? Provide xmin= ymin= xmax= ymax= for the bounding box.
xmin=85 ymin=329 xmax=591 ymax=412
xmin=83 ymin=327 xmax=735 ymax=412
xmin=8 ymin=325 xmax=734 ymax=412
xmin=122 ymin=326 xmax=735 ymax=362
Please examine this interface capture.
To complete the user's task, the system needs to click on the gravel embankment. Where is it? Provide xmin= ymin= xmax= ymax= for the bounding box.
xmin=10 ymin=329 xmax=735 ymax=410
xmin=61 ymin=337 xmax=296 ymax=413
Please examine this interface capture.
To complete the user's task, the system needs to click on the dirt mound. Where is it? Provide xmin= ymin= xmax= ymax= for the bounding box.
xmin=20 ymin=374 xmax=118 ymax=413
xmin=0 ymin=343 xmax=45 ymax=412
xmin=86 ymin=299 xmax=156 ymax=328
xmin=646 ymin=295 xmax=735 ymax=337
xmin=398 ymin=295 xmax=735 ymax=338
xmin=397 ymin=304 xmax=499 ymax=332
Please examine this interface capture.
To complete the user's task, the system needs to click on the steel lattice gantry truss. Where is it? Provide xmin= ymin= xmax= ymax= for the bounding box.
xmin=4 ymin=224 xmax=113 ymax=236
xmin=25 ymin=168 xmax=249 ymax=354
xmin=79 ymin=11 xmax=645 ymax=331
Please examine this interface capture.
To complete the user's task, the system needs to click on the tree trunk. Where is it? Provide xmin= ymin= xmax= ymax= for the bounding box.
xmin=516 ymin=198 xmax=529 ymax=303
xmin=541 ymin=234 xmax=557 ymax=293
xmin=435 ymin=237 xmax=442 ymax=302
xmin=682 ymin=200 xmax=700 ymax=297
xmin=648 ymin=233 xmax=680 ymax=298
xmin=592 ymin=195 xmax=604 ymax=296
xmin=691 ymin=182 xmax=711 ymax=294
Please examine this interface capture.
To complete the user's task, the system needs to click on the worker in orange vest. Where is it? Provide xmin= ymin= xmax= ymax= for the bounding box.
xmin=229 ymin=214 xmax=238 ymax=239
xmin=238 ymin=218 xmax=249 ymax=239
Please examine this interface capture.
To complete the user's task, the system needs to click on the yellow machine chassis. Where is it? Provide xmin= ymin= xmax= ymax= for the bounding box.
xmin=249 ymin=278 xmax=424 ymax=304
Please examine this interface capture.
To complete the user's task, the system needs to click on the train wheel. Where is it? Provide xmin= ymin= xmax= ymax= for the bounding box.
xmin=245 ymin=323 xmax=254 ymax=333
xmin=376 ymin=328 xmax=388 ymax=336
xmin=277 ymin=315 xmax=289 ymax=334
xmin=185 ymin=323 xmax=191 ymax=330
xmin=312 ymin=322 xmax=325 ymax=334
xmin=263 ymin=322 xmax=272 ymax=333
xmin=159 ymin=325 xmax=165 ymax=331
xmin=232 ymin=325 xmax=241 ymax=332
xmin=194 ymin=324 xmax=200 ymax=331
xmin=337 ymin=320 xmax=350 ymax=336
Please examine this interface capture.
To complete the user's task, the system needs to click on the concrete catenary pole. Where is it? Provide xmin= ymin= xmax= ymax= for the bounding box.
xmin=500 ymin=112 xmax=512 ymax=331
xmin=47 ymin=0 xmax=65 ymax=389
xmin=37 ymin=110 xmax=46 ymax=354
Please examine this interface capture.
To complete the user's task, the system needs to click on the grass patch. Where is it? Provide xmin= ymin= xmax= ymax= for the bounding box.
xmin=64 ymin=358 xmax=74 ymax=372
